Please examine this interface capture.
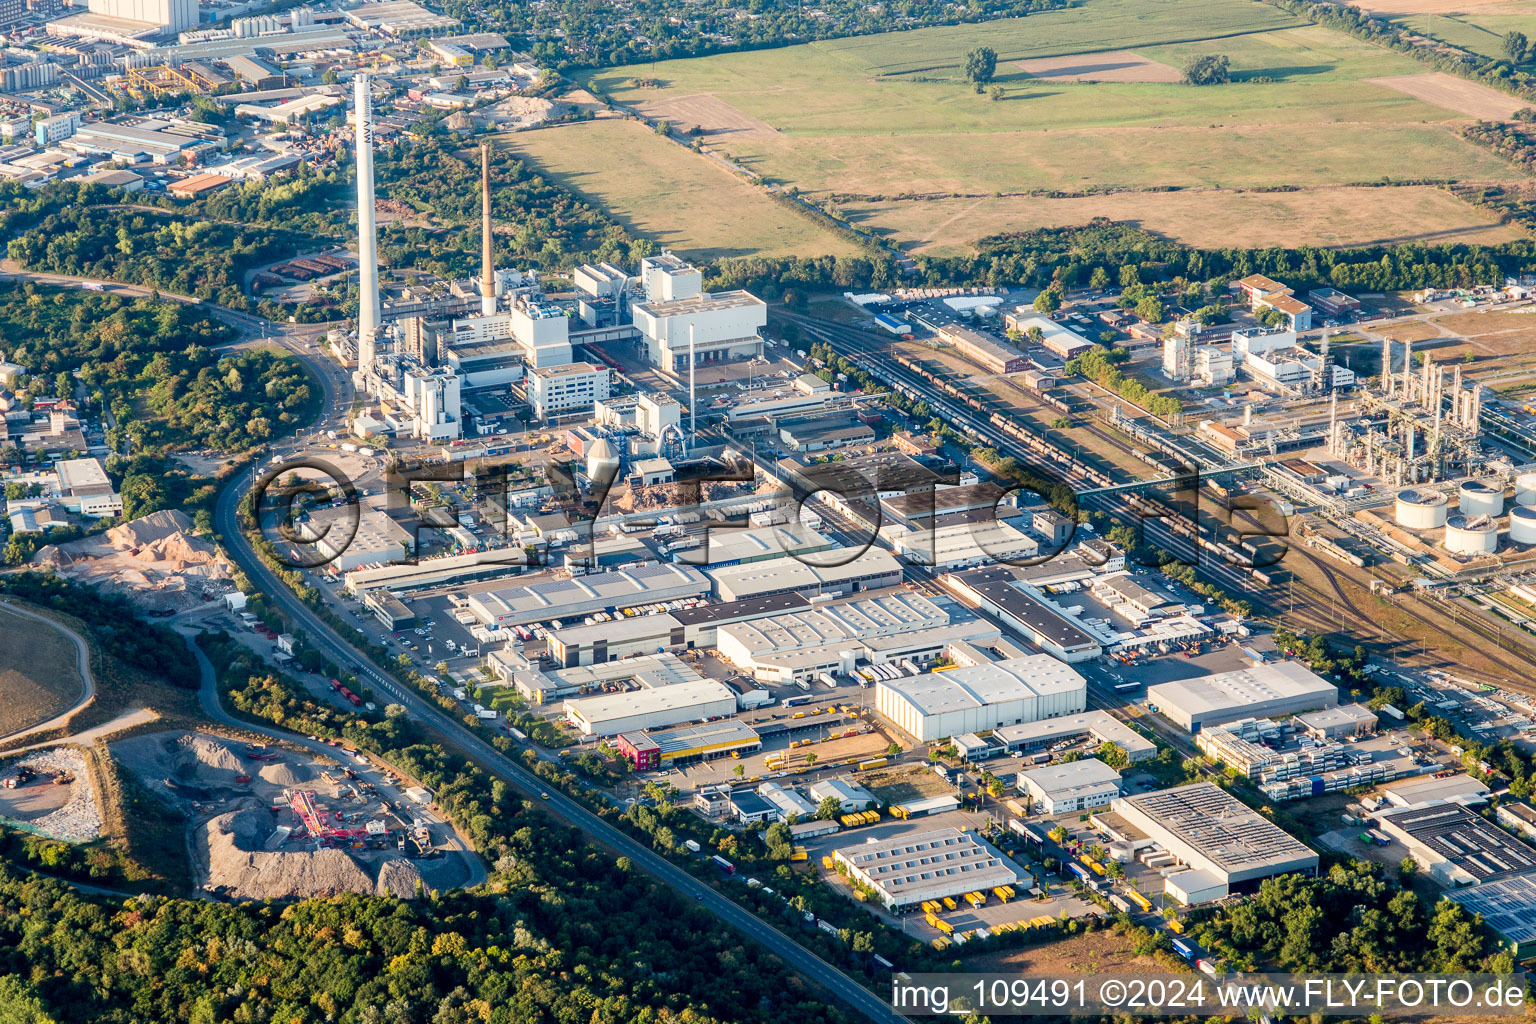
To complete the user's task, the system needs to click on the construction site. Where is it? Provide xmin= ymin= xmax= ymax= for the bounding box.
xmin=34 ymin=510 xmax=232 ymax=613
xmin=111 ymin=731 xmax=479 ymax=900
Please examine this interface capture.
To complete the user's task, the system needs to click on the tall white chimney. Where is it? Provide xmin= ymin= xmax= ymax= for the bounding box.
xmin=479 ymin=142 xmax=496 ymax=317
xmin=354 ymin=73 xmax=381 ymax=368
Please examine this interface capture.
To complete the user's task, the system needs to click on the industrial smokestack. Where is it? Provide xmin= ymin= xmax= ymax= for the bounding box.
xmin=354 ymin=73 xmax=381 ymax=368
xmin=479 ymin=142 xmax=495 ymax=317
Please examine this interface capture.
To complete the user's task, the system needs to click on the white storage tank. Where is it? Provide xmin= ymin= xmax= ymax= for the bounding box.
xmin=1516 ymin=472 xmax=1536 ymax=507
xmin=1511 ymin=506 xmax=1536 ymax=546
xmin=585 ymin=437 xmax=619 ymax=482
xmin=1444 ymin=514 xmax=1499 ymax=556
xmin=1394 ymin=488 xmax=1449 ymax=530
xmin=1459 ymin=479 xmax=1504 ymax=517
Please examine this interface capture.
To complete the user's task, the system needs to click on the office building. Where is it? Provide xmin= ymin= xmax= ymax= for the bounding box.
xmin=1017 ymin=757 xmax=1122 ymax=814
xmin=528 ymin=361 xmax=610 ymax=422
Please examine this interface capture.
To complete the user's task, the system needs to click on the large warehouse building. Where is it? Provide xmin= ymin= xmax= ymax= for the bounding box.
xmin=943 ymin=568 xmax=1104 ymax=663
xmin=715 ymin=592 xmax=995 ymax=683
xmin=706 ymin=550 xmax=902 ymax=602
xmin=1146 ymin=661 xmax=1338 ymax=733
xmin=875 ymin=654 xmax=1087 ymax=742
xmin=563 ymin=678 xmax=737 ymax=736
xmin=832 ymin=827 xmax=1019 ymax=911
xmin=468 ymin=563 xmax=710 ymax=626
xmin=1108 ymin=782 xmax=1319 ymax=904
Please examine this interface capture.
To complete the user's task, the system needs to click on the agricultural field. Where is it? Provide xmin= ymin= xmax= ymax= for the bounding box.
xmin=496 ymin=118 xmax=862 ymax=261
xmin=584 ymin=0 xmax=1526 ymax=251
xmin=1388 ymin=3 xmax=1536 ymax=59
xmin=0 ymin=603 xmax=85 ymax=739
xmin=838 ymin=184 xmax=1524 ymax=254
xmin=964 ymin=926 xmax=1172 ymax=974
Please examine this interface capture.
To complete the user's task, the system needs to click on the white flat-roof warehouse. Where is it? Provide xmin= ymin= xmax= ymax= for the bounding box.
xmin=715 ymin=593 xmax=996 ymax=683
xmin=706 ymin=550 xmax=902 ymax=602
xmin=876 ymin=654 xmax=1087 ymax=742
xmin=469 ymin=563 xmax=710 ymax=626
xmin=1147 ymin=661 xmax=1337 ymax=733
xmin=833 ymin=827 xmax=1019 ymax=911
xmin=563 ymin=678 xmax=737 ymax=736
xmin=1108 ymin=782 xmax=1319 ymax=903
xmin=993 ymin=711 xmax=1157 ymax=763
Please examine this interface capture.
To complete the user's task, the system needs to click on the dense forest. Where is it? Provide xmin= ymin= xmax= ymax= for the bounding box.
xmin=442 ymin=0 xmax=1068 ymax=70
xmin=0 ymin=286 xmax=312 ymax=454
xmin=4 ymin=200 xmax=316 ymax=310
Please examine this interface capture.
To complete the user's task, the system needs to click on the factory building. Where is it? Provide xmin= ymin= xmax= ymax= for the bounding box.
xmin=548 ymin=614 xmax=684 ymax=667
xmin=630 ymin=254 xmax=766 ymax=374
xmin=890 ymin=519 xmax=1038 ymax=569
xmin=757 ymin=781 xmax=818 ymax=822
xmin=299 ymin=506 xmax=412 ymax=574
xmin=469 ymin=563 xmax=710 ymax=627
xmin=706 ymin=550 xmax=902 ymax=602
xmin=875 ymin=654 xmax=1087 ymax=742
xmin=1447 ymin=876 xmax=1536 ymax=958
xmin=714 ymin=593 xmax=996 ymax=683
xmin=563 ymin=678 xmax=737 ymax=737
xmin=616 ymin=720 xmax=761 ymax=769
xmin=1294 ymin=703 xmax=1378 ymax=740
xmin=1146 ymin=661 xmax=1338 ymax=733
xmin=1376 ymin=803 xmax=1536 ymax=887
xmin=992 ymin=711 xmax=1156 ymax=763
xmin=1107 ymin=782 xmax=1319 ymax=904
xmin=943 ymin=567 xmax=1104 ymax=663
xmin=833 ymin=827 xmax=1019 ymax=912
xmin=678 ymin=523 xmax=835 ymax=569
xmin=491 ymin=649 xmax=702 ymax=706
xmin=1017 ymin=757 xmax=1122 ymax=814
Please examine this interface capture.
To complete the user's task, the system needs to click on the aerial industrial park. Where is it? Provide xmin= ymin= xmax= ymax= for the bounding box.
xmin=7 ymin=0 xmax=1536 ymax=1018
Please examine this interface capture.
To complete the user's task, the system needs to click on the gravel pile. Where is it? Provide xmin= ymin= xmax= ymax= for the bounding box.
xmin=258 ymin=762 xmax=306 ymax=787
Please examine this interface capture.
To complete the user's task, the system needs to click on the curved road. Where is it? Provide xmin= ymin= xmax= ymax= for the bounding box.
xmin=180 ymin=632 xmax=488 ymax=890
xmin=14 ymin=263 xmax=904 ymax=1022
xmin=214 ymin=479 xmax=905 ymax=1024
xmin=0 ymin=600 xmax=96 ymax=748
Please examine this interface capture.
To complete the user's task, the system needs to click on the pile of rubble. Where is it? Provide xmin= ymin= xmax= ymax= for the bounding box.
xmin=5 ymin=748 xmax=100 ymax=843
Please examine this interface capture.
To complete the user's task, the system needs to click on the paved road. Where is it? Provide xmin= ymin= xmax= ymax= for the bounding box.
xmin=181 ymin=630 xmax=488 ymax=890
xmin=0 ymin=601 xmax=96 ymax=748
xmin=214 ymin=479 xmax=905 ymax=1023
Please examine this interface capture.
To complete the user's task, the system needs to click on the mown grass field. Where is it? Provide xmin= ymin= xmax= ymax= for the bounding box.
xmin=0 ymin=604 xmax=83 ymax=738
xmin=582 ymin=0 xmax=1526 ymax=251
xmin=497 ymin=119 xmax=863 ymax=260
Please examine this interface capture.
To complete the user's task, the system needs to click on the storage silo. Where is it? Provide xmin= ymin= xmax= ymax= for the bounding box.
xmin=1394 ymin=488 xmax=1449 ymax=530
xmin=1444 ymin=514 xmax=1499 ymax=556
xmin=1458 ymin=479 xmax=1504 ymax=517
xmin=1511 ymin=506 xmax=1536 ymax=546
xmin=586 ymin=436 xmax=619 ymax=482
xmin=1515 ymin=472 xmax=1536 ymax=507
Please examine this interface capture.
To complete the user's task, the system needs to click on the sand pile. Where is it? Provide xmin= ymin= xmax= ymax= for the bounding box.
xmin=34 ymin=510 xmax=229 ymax=609
xmin=171 ymin=734 xmax=245 ymax=785
xmin=258 ymin=761 xmax=306 ymax=787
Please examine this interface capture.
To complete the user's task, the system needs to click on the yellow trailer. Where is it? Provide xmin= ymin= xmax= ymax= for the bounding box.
xmin=821 ymin=856 xmax=835 ymax=870
xmin=1031 ymin=916 xmax=1057 ymax=928
xmin=1126 ymin=889 xmax=1152 ymax=912
xmin=942 ymin=896 xmax=958 ymax=911
xmin=992 ymin=886 xmax=1012 ymax=903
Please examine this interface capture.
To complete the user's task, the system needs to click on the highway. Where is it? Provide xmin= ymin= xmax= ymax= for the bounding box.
xmin=195 ymin=308 xmax=910 ymax=1024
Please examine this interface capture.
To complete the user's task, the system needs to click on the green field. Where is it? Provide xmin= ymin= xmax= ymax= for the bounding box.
xmin=1395 ymin=4 xmax=1536 ymax=61
xmin=0 ymin=604 xmax=84 ymax=738
xmin=581 ymin=0 xmax=1526 ymax=251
